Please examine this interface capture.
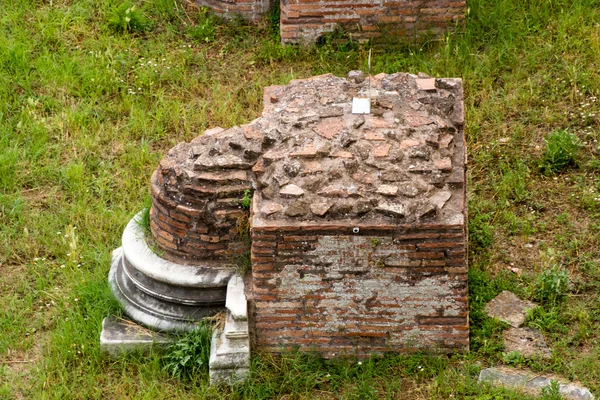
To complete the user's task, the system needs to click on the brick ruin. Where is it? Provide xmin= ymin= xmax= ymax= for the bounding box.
xmin=196 ymin=0 xmax=466 ymax=44
xmin=107 ymin=71 xmax=468 ymax=371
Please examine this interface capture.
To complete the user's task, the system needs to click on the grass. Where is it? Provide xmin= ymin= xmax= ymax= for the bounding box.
xmin=1 ymin=0 xmax=600 ymax=398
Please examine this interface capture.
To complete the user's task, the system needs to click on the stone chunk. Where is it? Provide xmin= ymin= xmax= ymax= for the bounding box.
xmin=398 ymin=182 xmax=420 ymax=198
xmin=261 ymin=202 xmax=283 ymax=216
xmin=478 ymin=367 xmax=594 ymax=400
xmin=416 ymin=78 xmax=437 ymax=91
xmin=347 ymin=70 xmax=365 ymax=83
xmin=376 ymin=203 xmax=406 ymax=218
xmin=100 ymin=317 xmax=171 ymax=357
xmin=285 ymin=200 xmax=309 ymax=217
xmin=194 ymin=155 xmax=253 ymax=171
xmin=196 ymin=170 xmax=247 ymax=183
xmin=485 ymin=291 xmax=536 ymax=328
xmin=280 ymin=184 xmax=304 ymax=198
xmin=331 ymin=150 xmax=354 ymax=159
xmin=262 ymin=149 xmax=286 ymax=164
xmin=503 ymin=327 xmax=552 ymax=359
xmin=429 ymin=191 xmax=452 ymax=209
xmin=376 ymin=185 xmax=399 ymax=196
xmin=313 ymin=118 xmax=345 ymax=139
xmin=434 ymin=157 xmax=452 ymax=172
xmin=373 ymin=143 xmax=391 ymax=158
xmin=310 ymin=202 xmax=331 ymax=217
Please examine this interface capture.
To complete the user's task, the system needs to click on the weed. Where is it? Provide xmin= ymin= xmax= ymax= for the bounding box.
xmin=135 ymin=196 xmax=152 ymax=238
xmin=108 ymin=2 xmax=152 ymax=34
xmin=540 ymin=380 xmax=562 ymax=400
xmin=469 ymin=213 xmax=494 ymax=251
xmin=162 ymin=322 xmax=213 ymax=380
xmin=502 ymin=351 xmax=526 ymax=367
xmin=534 ymin=266 xmax=570 ymax=307
xmin=525 ymin=306 xmax=568 ymax=335
xmin=187 ymin=7 xmax=217 ymax=43
xmin=239 ymin=189 xmax=252 ymax=209
xmin=370 ymin=238 xmax=381 ymax=248
xmin=540 ymin=130 xmax=581 ymax=175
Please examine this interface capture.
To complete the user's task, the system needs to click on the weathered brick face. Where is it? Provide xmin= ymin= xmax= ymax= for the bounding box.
xmin=280 ymin=0 xmax=465 ymax=44
xmin=251 ymin=222 xmax=468 ymax=356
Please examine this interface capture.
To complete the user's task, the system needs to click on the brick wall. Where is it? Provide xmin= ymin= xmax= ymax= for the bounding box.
xmin=251 ymin=220 xmax=468 ymax=356
xmin=195 ymin=0 xmax=465 ymax=44
xmin=196 ymin=0 xmax=271 ymax=21
xmin=280 ymin=0 xmax=466 ymax=44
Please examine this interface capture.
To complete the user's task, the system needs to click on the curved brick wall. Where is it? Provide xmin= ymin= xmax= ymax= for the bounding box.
xmin=149 ymin=126 xmax=261 ymax=262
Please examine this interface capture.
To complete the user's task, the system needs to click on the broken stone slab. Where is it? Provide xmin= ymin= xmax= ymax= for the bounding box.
xmin=485 ymin=291 xmax=536 ymax=328
xmin=503 ymin=327 xmax=552 ymax=359
xmin=478 ymin=367 xmax=594 ymax=400
xmin=100 ymin=316 xmax=172 ymax=357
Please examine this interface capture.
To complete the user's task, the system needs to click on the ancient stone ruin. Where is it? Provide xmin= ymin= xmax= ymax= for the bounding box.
xmin=196 ymin=0 xmax=466 ymax=44
xmin=105 ymin=71 xmax=467 ymax=382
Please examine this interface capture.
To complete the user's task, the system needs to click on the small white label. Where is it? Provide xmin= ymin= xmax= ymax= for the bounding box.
xmin=352 ymin=97 xmax=371 ymax=114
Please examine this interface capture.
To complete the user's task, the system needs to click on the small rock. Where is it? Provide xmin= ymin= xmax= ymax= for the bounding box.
xmin=194 ymin=155 xmax=252 ymax=171
xmin=429 ymin=191 xmax=452 ymax=209
xmin=328 ymin=202 xmax=353 ymax=217
xmin=313 ymin=118 xmax=345 ymax=139
xmin=415 ymin=202 xmax=437 ymax=219
xmin=310 ymin=202 xmax=331 ymax=217
xmin=485 ymin=291 xmax=536 ymax=328
xmin=434 ymin=157 xmax=452 ymax=172
xmin=280 ymin=184 xmax=304 ymax=198
xmin=318 ymin=185 xmax=348 ymax=198
xmin=416 ymin=78 xmax=437 ymax=91
xmin=261 ymin=202 xmax=283 ymax=216
xmin=285 ymin=200 xmax=309 ymax=217
xmin=439 ymin=133 xmax=454 ymax=149
xmin=340 ymin=130 xmax=359 ymax=147
xmin=376 ymin=185 xmax=399 ymax=196
xmin=332 ymin=150 xmax=354 ymax=159
xmin=283 ymin=161 xmax=301 ymax=177
xmin=347 ymin=70 xmax=365 ymax=84
xmin=373 ymin=143 xmax=391 ymax=158
xmin=398 ymin=182 xmax=420 ymax=198
xmin=376 ymin=203 xmax=406 ymax=218
xmin=478 ymin=367 xmax=594 ymax=400
xmin=503 ymin=327 xmax=552 ymax=359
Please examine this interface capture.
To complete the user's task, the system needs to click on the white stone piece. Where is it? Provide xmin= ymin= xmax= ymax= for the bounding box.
xmin=209 ymin=275 xmax=251 ymax=385
xmin=100 ymin=316 xmax=172 ymax=358
xmin=479 ymin=367 xmax=594 ymax=400
xmin=485 ymin=290 xmax=536 ymax=328
xmin=226 ymin=276 xmax=248 ymax=322
xmin=429 ymin=191 xmax=452 ymax=209
xmin=352 ymin=97 xmax=371 ymax=114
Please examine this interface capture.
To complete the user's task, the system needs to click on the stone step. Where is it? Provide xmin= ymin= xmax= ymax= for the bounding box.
xmin=100 ymin=316 xmax=173 ymax=357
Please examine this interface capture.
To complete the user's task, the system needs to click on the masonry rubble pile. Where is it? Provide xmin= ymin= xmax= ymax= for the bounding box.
xmin=106 ymin=71 xmax=468 ymax=382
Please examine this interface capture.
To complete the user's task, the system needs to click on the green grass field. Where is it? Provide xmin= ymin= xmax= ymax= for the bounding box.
xmin=1 ymin=0 xmax=600 ymax=398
